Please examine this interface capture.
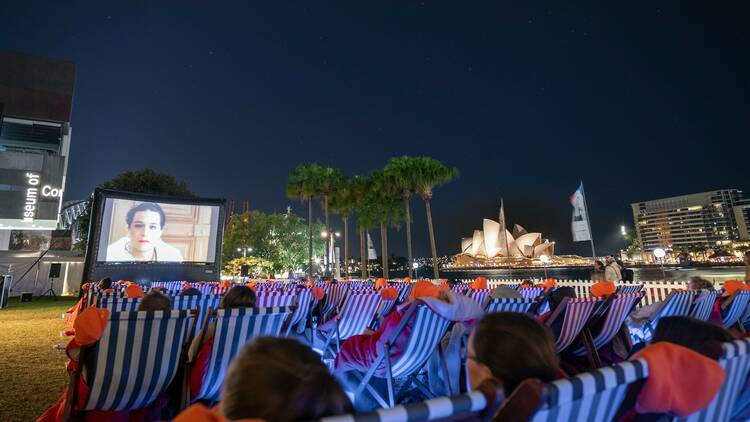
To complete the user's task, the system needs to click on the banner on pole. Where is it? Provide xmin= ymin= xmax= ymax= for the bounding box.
xmin=367 ymin=232 xmax=377 ymax=260
xmin=570 ymin=183 xmax=592 ymax=242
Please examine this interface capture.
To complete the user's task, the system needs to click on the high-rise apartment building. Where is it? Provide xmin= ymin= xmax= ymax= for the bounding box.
xmin=631 ymin=190 xmax=743 ymax=251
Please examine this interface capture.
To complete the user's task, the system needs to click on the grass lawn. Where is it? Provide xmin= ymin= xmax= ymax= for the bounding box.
xmin=0 ymin=296 xmax=78 ymax=422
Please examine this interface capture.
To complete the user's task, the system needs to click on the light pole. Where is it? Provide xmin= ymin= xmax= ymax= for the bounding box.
xmin=412 ymin=261 xmax=419 ymax=279
xmin=539 ymin=254 xmax=550 ymax=279
xmin=653 ymin=248 xmax=667 ymax=281
xmin=237 ymin=246 xmax=252 ymax=257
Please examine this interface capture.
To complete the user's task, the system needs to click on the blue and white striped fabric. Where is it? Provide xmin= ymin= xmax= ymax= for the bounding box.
xmin=485 ymin=298 xmax=535 ymax=314
xmin=171 ymin=294 xmax=222 ymax=334
xmin=572 ymin=294 xmax=642 ymax=356
xmin=194 ymin=306 xmax=292 ymax=402
xmin=722 ymin=291 xmax=750 ymax=329
xmin=395 ymin=283 xmax=413 ymax=303
xmin=333 ymin=292 xmax=383 ymax=340
xmin=82 ymin=310 xmax=191 ymax=411
xmin=467 ymin=289 xmax=491 ymax=308
xmin=617 ymin=284 xmax=644 ymax=294
xmin=651 ymin=291 xmax=694 ymax=329
xmin=388 ymin=302 xmax=451 ymax=379
xmin=97 ymin=296 xmax=141 ymax=313
xmin=289 ymin=288 xmax=314 ymax=333
xmin=674 ymin=338 xmax=750 ymax=422
xmin=691 ymin=290 xmax=719 ymax=321
xmin=92 ymin=291 xmax=127 ymax=308
xmin=316 ymin=390 xmax=488 ymax=422
xmin=519 ymin=287 xmax=545 ymax=300
xmin=256 ymin=291 xmax=296 ymax=307
xmin=321 ymin=284 xmax=350 ymax=321
xmin=529 ymin=359 xmax=648 ymax=422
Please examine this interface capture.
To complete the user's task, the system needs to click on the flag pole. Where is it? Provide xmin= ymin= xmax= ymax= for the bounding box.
xmin=580 ymin=181 xmax=597 ymax=258
xmin=500 ymin=197 xmax=510 ymax=257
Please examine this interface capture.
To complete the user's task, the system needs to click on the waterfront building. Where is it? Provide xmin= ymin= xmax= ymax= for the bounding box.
xmin=733 ymin=199 xmax=750 ymax=241
xmin=631 ymin=189 xmax=744 ymax=252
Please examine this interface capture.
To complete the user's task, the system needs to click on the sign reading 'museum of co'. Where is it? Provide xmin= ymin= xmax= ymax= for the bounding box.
xmin=22 ymin=172 xmax=63 ymax=223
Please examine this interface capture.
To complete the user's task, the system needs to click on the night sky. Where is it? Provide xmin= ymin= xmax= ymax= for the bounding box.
xmin=1 ymin=1 xmax=748 ymax=257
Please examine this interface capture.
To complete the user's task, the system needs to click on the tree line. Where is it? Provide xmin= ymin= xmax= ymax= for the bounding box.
xmin=286 ymin=156 xmax=458 ymax=280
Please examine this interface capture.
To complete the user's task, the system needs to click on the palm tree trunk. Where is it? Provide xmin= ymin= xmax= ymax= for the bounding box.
xmin=403 ymin=194 xmax=414 ymax=279
xmin=380 ymin=221 xmax=389 ymax=279
xmin=359 ymin=225 xmax=367 ymax=278
xmin=307 ymin=197 xmax=313 ymax=278
xmin=324 ymin=195 xmax=330 ymax=276
xmin=343 ymin=215 xmax=349 ymax=279
xmin=424 ymin=197 xmax=440 ymax=279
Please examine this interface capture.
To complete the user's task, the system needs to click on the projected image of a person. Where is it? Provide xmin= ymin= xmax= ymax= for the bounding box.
xmin=106 ymin=202 xmax=184 ymax=262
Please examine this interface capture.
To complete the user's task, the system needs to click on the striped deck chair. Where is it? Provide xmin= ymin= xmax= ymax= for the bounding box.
xmin=519 ymin=287 xmax=545 ymax=300
xmin=529 ymin=359 xmax=648 ymax=421
xmin=64 ymin=310 xmax=193 ymax=418
xmin=690 ymin=290 xmax=719 ymax=321
xmin=91 ymin=291 xmax=127 ymax=308
xmin=395 ymin=283 xmax=413 ymax=303
xmin=642 ymin=281 xmax=688 ymax=306
xmin=466 ymin=288 xmax=491 ymax=308
xmin=171 ymin=294 xmax=222 ymax=335
xmin=672 ymin=338 xmax=750 ymax=422
xmin=256 ymin=291 xmax=296 ymax=307
xmin=546 ymin=297 xmax=602 ymax=353
xmin=320 ymin=292 xmax=383 ymax=356
xmin=321 ymin=284 xmax=350 ymax=322
xmin=721 ymin=291 xmax=750 ymax=329
xmin=649 ymin=290 xmax=694 ymax=330
xmin=97 ymin=296 xmax=141 ymax=313
xmin=192 ymin=306 xmax=292 ymax=403
xmin=617 ymin=283 xmax=644 ymax=294
xmin=289 ymin=288 xmax=314 ymax=334
xmin=485 ymin=298 xmax=535 ymax=314
xmin=450 ymin=283 xmax=470 ymax=294
xmin=352 ymin=301 xmax=452 ymax=408
xmin=572 ymin=293 xmax=643 ymax=367
xmin=195 ymin=284 xmax=214 ymax=295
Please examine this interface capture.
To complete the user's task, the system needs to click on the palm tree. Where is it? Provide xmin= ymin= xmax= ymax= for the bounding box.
xmin=312 ymin=166 xmax=344 ymax=276
xmin=412 ymin=157 xmax=459 ymax=279
xmin=352 ymin=176 xmax=374 ymax=278
xmin=367 ymin=171 xmax=405 ymax=279
xmin=286 ymin=164 xmax=320 ymax=278
xmin=330 ymin=178 xmax=357 ymax=279
xmin=383 ymin=156 xmax=419 ymax=278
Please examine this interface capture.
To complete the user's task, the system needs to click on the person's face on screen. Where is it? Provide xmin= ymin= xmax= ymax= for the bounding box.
xmin=128 ymin=210 xmax=163 ymax=256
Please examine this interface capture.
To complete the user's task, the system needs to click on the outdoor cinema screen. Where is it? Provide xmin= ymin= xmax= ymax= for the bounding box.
xmin=95 ymin=197 xmax=221 ymax=264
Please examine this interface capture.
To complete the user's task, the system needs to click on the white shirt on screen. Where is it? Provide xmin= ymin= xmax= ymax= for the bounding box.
xmin=105 ymin=237 xmax=184 ymax=262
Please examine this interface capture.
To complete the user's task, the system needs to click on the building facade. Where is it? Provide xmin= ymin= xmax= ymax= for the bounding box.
xmin=734 ymin=199 xmax=750 ymax=241
xmin=631 ymin=190 xmax=743 ymax=251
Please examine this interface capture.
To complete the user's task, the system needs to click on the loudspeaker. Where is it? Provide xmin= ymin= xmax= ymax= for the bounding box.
xmin=240 ymin=265 xmax=250 ymax=277
xmin=49 ymin=263 xmax=62 ymax=279
xmin=21 ymin=292 xmax=33 ymax=302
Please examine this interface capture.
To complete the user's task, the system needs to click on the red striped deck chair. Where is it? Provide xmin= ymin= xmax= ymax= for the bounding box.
xmin=466 ymin=288 xmax=491 ymax=308
xmin=545 ymin=297 xmax=602 ymax=353
xmin=371 ymin=296 xmax=398 ymax=330
xmin=256 ymin=291 xmax=296 ymax=308
xmin=573 ymin=293 xmax=643 ymax=367
xmin=690 ymin=290 xmax=719 ymax=321
xmin=62 ymin=310 xmax=194 ymax=420
xmin=190 ymin=306 xmax=292 ymax=403
xmin=320 ymin=291 xmax=383 ymax=356
xmin=352 ymin=301 xmax=452 ymax=408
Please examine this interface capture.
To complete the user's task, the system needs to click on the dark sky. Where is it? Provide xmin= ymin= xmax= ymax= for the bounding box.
xmin=1 ymin=1 xmax=748 ymax=257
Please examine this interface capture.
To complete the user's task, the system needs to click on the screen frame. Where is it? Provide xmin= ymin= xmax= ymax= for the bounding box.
xmin=80 ymin=188 xmax=226 ymax=286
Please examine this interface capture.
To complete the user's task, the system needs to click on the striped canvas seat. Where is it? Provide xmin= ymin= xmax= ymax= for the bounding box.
xmin=722 ymin=291 xmax=750 ymax=329
xmin=79 ymin=310 xmax=192 ymax=412
xmin=395 ymin=283 xmax=413 ymax=303
xmin=193 ymin=306 xmax=292 ymax=402
xmin=485 ymin=298 xmax=535 ymax=314
xmin=519 ymin=287 xmax=545 ymax=300
xmin=316 ymin=390 xmax=489 ymax=422
xmin=672 ymin=338 xmax=750 ymax=422
xmin=642 ymin=281 xmax=688 ymax=307
xmin=321 ymin=284 xmax=350 ymax=321
xmin=548 ymin=297 xmax=602 ymax=352
xmin=650 ymin=290 xmax=694 ymax=329
xmin=529 ymin=359 xmax=648 ymax=421
xmin=353 ymin=301 xmax=452 ymax=408
xmin=450 ymin=283 xmax=470 ymax=294
xmin=91 ymin=291 xmax=127 ymax=308
xmin=195 ymin=284 xmax=214 ymax=295
xmin=289 ymin=288 xmax=314 ymax=333
xmin=617 ymin=284 xmax=644 ymax=294
xmin=467 ymin=289 xmax=491 ymax=308
xmin=256 ymin=291 xmax=296 ymax=307
xmin=97 ymin=296 xmax=141 ymax=313
xmin=171 ymin=294 xmax=222 ymax=334
xmin=572 ymin=294 xmax=643 ymax=356
xmin=321 ymin=292 xmax=384 ymax=354
xmin=690 ymin=290 xmax=719 ymax=321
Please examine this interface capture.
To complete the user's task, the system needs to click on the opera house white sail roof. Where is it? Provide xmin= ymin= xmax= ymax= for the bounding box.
xmin=460 ymin=219 xmax=555 ymax=259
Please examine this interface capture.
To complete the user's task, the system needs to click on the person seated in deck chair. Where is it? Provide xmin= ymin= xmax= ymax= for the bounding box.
xmin=189 ymin=286 xmax=256 ymax=399
xmin=181 ymin=287 xmax=203 ymax=297
xmin=538 ymin=286 xmax=577 ymax=338
xmin=467 ymin=312 xmax=562 ymax=395
xmin=137 ymin=291 xmax=171 ymax=311
xmin=334 ymin=280 xmax=482 ymax=410
xmin=176 ymin=338 xmax=352 ymax=421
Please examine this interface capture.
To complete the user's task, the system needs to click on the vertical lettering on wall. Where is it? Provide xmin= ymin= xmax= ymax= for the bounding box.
xmin=23 ymin=172 xmax=40 ymax=222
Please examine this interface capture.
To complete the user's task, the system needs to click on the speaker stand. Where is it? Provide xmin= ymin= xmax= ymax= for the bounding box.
xmin=43 ymin=277 xmax=57 ymax=300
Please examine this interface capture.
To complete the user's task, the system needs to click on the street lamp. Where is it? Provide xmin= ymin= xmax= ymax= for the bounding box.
xmin=237 ymin=247 xmax=252 ymax=257
xmin=653 ymin=248 xmax=667 ymax=280
xmin=412 ymin=261 xmax=419 ymax=279
xmin=539 ymin=254 xmax=550 ymax=279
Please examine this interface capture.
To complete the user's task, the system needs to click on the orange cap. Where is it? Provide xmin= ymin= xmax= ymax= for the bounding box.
xmin=591 ymin=280 xmax=616 ymax=298
xmin=723 ymin=280 xmax=746 ymax=296
xmin=542 ymin=278 xmax=557 ymax=289
xmin=125 ymin=284 xmax=144 ymax=299
xmin=220 ymin=280 xmax=232 ymax=289
xmin=174 ymin=403 xmax=264 ymax=422
xmin=380 ymin=287 xmax=398 ymax=301
xmin=73 ymin=307 xmax=110 ymax=346
xmin=312 ymin=286 xmax=325 ymax=300
xmin=375 ymin=278 xmax=388 ymax=290
xmin=409 ymin=280 xmax=441 ymax=302
xmin=402 ymin=277 xmax=412 ymax=283
xmin=305 ymin=280 xmax=314 ymax=287
xmin=182 ymin=281 xmax=192 ymax=290
xmin=471 ymin=276 xmax=488 ymax=290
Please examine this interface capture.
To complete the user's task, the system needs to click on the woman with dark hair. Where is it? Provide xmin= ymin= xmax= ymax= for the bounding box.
xmin=176 ymin=338 xmax=352 ymax=421
xmin=137 ymin=291 xmax=172 ymax=312
xmin=591 ymin=260 xmax=605 ymax=281
xmin=189 ymin=286 xmax=257 ymax=399
xmin=652 ymin=316 xmax=733 ymax=359
xmin=97 ymin=277 xmax=113 ymax=291
xmin=467 ymin=312 xmax=560 ymax=394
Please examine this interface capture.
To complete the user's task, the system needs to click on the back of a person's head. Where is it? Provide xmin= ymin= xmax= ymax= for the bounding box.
xmin=180 ymin=287 xmax=202 ymax=297
xmin=221 ymin=285 xmax=256 ymax=309
xmin=652 ymin=316 xmax=734 ymax=359
xmin=221 ymin=337 xmax=352 ymax=421
xmin=472 ymin=312 xmax=559 ymax=394
xmin=97 ymin=277 xmax=112 ymax=290
xmin=688 ymin=277 xmax=715 ymax=291
xmin=549 ymin=287 xmax=576 ymax=311
xmin=520 ymin=279 xmax=534 ymax=287
xmin=137 ymin=291 xmax=171 ymax=312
